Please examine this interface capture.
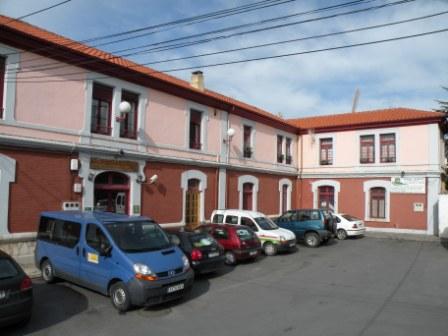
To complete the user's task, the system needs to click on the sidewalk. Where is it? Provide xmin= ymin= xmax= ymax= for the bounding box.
xmin=365 ymin=230 xmax=439 ymax=242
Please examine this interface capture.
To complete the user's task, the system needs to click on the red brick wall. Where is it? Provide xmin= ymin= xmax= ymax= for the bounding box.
xmin=141 ymin=162 xmax=218 ymax=224
xmin=1 ymin=148 xmax=79 ymax=233
xmin=297 ymin=177 xmax=427 ymax=230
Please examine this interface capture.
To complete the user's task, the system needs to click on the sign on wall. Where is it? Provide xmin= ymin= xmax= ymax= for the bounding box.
xmin=90 ymin=158 xmax=139 ymax=172
xmin=390 ymin=177 xmax=425 ymax=194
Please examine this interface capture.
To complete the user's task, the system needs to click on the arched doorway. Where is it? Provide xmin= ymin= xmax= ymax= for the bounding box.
xmin=94 ymin=172 xmax=130 ymax=214
xmin=185 ymin=178 xmax=200 ymax=230
xmin=318 ymin=186 xmax=335 ymax=211
xmin=242 ymin=182 xmax=254 ymax=210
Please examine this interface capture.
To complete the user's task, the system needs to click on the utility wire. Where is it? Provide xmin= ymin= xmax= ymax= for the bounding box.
xmin=12 ymin=0 xmax=413 ymax=74
xmin=12 ymin=10 xmax=448 ymax=82
xmin=8 ymin=27 xmax=447 ymax=84
xmin=1 ymin=0 xmax=295 ymax=58
xmin=2 ymin=0 xmax=72 ymax=24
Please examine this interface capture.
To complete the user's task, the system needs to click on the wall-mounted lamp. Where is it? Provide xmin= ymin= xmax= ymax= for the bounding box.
xmin=88 ymin=173 xmax=95 ymax=181
xmin=148 ymin=174 xmax=158 ymax=184
xmin=116 ymin=101 xmax=131 ymax=122
xmin=136 ymin=174 xmax=146 ymax=184
xmin=223 ymin=128 xmax=235 ymax=143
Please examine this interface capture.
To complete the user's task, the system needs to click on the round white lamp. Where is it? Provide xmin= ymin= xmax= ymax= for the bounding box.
xmin=117 ymin=101 xmax=132 ymax=121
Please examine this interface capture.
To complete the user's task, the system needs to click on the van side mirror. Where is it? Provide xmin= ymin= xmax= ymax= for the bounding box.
xmin=100 ymin=244 xmax=112 ymax=257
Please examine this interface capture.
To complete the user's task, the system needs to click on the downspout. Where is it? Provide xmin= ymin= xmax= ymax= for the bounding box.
xmin=299 ymin=132 xmax=304 ymax=208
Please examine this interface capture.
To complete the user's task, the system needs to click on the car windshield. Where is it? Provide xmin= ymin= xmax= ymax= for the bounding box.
xmin=189 ymin=234 xmax=217 ymax=248
xmin=236 ymin=228 xmax=256 ymax=240
xmin=254 ymin=217 xmax=278 ymax=230
xmin=342 ymin=214 xmax=361 ymax=222
xmin=0 ymin=258 xmax=19 ymax=279
xmin=105 ymin=220 xmax=170 ymax=253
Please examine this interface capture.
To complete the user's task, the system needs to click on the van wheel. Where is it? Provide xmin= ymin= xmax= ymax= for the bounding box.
xmin=225 ymin=251 xmax=236 ymax=265
xmin=41 ymin=260 xmax=55 ymax=283
xmin=337 ymin=229 xmax=348 ymax=240
xmin=304 ymin=232 xmax=320 ymax=248
xmin=263 ymin=242 xmax=277 ymax=256
xmin=110 ymin=282 xmax=132 ymax=312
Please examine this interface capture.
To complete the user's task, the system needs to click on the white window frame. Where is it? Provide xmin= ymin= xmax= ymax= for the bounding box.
xmin=0 ymin=154 xmax=16 ymax=235
xmin=278 ymin=178 xmax=292 ymax=215
xmin=363 ymin=180 xmax=391 ymax=222
xmin=311 ymin=180 xmax=340 ymax=213
xmin=0 ymin=43 xmax=20 ymax=122
xmin=276 ymin=130 xmax=295 ymax=165
xmin=358 ymin=129 xmax=399 ymax=165
xmin=241 ymin=118 xmax=256 ymax=159
xmin=185 ymin=102 xmax=209 ymax=152
xmin=317 ymin=134 xmax=335 ymax=166
xmin=238 ymin=175 xmax=259 ymax=211
xmin=181 ymin=170 xmax=207 ymax=224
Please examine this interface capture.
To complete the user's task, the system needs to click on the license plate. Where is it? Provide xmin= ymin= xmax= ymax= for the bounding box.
xmin=167 ymin=283 xmax=184 ymax=294
xmin=209 ymin=252 xmax=219 ymax=258
xmin=249 ymin=251 xmax=257 ymax=256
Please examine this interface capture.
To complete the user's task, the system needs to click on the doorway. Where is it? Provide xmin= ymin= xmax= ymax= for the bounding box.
xmin=185 ymin=179 xmax=200 ymax=230
xmin=94 ymin=172 xmax=130 ymax=214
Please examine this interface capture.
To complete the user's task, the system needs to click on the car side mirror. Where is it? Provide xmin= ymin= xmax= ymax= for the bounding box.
xmin=169 ymin=234 xmax=181 ymax=246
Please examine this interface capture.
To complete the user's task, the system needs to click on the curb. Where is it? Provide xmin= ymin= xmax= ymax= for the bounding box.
xmin=365 ymin=231 xmax=439 ymax=242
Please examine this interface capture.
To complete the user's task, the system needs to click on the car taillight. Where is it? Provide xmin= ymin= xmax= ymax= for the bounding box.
xmin=352 ymin=224 xmax=358 ymax=228
xmin=20 ymin=276 xmax=32 ymax=291
xmin=191 ymin=249 xmax=203 ymax=261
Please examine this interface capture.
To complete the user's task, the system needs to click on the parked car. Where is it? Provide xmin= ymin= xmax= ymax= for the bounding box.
xmin=35 ymin=211 xmax=194 ymax=312
xmin=275 ymin=209 xmax=337 ymax=248
xmin=168 ymin=231 xmax=225 ymax=274
xmin=201 ymin=224 xmax=262 ymax=265
xmin=211 ymin=209 xmax=296 ymax=256
xmin=333 ymin=213 xmax=366 ymax=240
xmin=0 ymin=249 xmax=33 ymax=328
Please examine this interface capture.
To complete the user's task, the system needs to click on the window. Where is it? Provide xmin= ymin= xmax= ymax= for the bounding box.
xmin=241 ymin=217 xmax=258 ymax=231
xmin=277 ymin=135 xmax=284 ymax=163
xmin=318 ymin=186 xmax=335 ymax=211
xmin=51 ymin=219 xmax=81 ymax=248
xmin=0 ymin=56 xmax=5 ymax=119
xmin=370 ymin=187 xmax=386 ymax=219
xmin=320 ymin=138 xmax=333 ymax=165
xmin=243 ymin=125 xmax=253 ymax=158
xmin=242 ymin=183 xmax=253 ymax=210
xmin=281 ymin=184 xmax=288 ymax=213
xmin=213 ymin=227 xmax=228 ymax=239
xmin=360 ymin=135 xmax=375 ymax=164
xmin=86 ymin=224 xmax=110 ymax=252
xmin=380 ymin=134 xmax=396 ymax=163
xmin=285 ymin=138 xmax=292 ymax=164
xmin=225 ymin=215 xmax=238 ymax=224
xmin=189 ymin=109 xmax=202 ymax=150
xmin=212 ymin=214 xmax=224 ymax=224
xmin=91 ymin=83 xmax=113 ymax=135
xmin=120 ymin=90 xmax=139 ymax=139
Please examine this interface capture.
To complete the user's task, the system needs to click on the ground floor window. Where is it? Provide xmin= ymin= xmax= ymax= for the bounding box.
xmin=370 ymin=187 xmax=386 ymax=219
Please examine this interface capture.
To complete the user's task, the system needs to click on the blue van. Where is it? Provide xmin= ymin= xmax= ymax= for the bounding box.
xmin=35 ymin=211 xmax=194 ymax=311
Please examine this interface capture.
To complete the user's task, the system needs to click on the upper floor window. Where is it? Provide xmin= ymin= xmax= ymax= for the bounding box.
xmin=91 ymin=83 xmax=113 ymax=135
xmin=360 ymin=135 xmax=375 ymax=164
xmin=285 ymin=138 xmax=292 ymax=164
xmin=120 ymin=90 xmax=139 ymax=139
xmin=320 ymin=138 xmax=333 ymax=165
xmin=189 ymin=109 xmax=202 ymax=150
xmin=380 ymin=133 xmax=396 ymax=163
xmin=0 ymin=56 xmax=5 ymax=119
xmin=243 ymin=125 xmax=253 ymax=158
xmin=277 ymin=135 xmax=284 ymax=163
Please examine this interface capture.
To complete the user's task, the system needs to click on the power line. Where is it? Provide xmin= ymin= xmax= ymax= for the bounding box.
xmin=1 ymin=0 xmax=295 ymax=58
xmin=12 ymin=10 xmax=448 ymax=82
xmin=2 ymin=0 xmax=72 ymax=24
xmin=13 ymin=0 xmax=413 ymax=74
xmin=8 ymin=27 xmax=447 ymax=84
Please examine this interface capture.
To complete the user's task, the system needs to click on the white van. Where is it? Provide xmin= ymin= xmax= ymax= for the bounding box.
xmin=211 ymin=209 xmax=296 ymax=256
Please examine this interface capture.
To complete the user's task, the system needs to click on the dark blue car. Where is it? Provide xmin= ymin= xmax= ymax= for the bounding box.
xmin=274 ymin=209 xmax=336 ymax=247
xmin=35 ymin=211 xmax=194 ymax=312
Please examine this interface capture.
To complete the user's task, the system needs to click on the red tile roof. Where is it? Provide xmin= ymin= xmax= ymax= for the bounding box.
xmin=0 ymin=15 xmax=291 ymax=128
xmin=288 ymin=108 xmax=443 ymax=131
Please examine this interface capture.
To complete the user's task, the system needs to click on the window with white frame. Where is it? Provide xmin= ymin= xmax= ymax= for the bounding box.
xmin=0 ymin=56 xmax=5 ymax=119
xmin=360 ymin=135 xmax=375 ymax=164
xmin=363 ymin=180 xmax=390 ymax=222
xmin=243 ymin=125 xmax=253 ymax=158
xmin=319 ymin=138 xmax=333 ymax=165
xmin=370 ymin=187 xmax=386 ymax=219
xmin=285 ymin=138 xmax=292 ymax=164
xmin=120 ymin=90 xmax=139 ymax=139
xmin=189 ymin=109 xmax=202 ymax=150
xmin=380 ymin=133 xmax=396 ymax=163
xmin=277 ymin=135 xmax=284 ymax=163
xmin=91 ymin=83 xmax=113 ymax=135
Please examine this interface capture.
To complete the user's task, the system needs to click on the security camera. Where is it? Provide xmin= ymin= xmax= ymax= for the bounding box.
xmin=149 ymin=174 xmax=158 ymax=184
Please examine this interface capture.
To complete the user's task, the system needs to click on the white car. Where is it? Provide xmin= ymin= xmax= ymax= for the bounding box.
xmin=333 ymin=213 xmax=366 ymax=240
xmin=211 ymin=209 xmax=296 ymax=256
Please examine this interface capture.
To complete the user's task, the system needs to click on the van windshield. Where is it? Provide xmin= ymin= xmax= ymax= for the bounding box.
xmin=254 ymin=217 xmax=278 ymax=230
xmin=105 ymin=221 xmax=171 ymax=253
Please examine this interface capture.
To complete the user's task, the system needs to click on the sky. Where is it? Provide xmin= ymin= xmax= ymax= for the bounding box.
xmin=1 ymin=0 xmax=447 ymax=119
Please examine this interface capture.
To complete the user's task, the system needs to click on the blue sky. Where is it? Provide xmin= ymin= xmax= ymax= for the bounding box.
xmin=1 ymin=0 xmax=447 ymax=118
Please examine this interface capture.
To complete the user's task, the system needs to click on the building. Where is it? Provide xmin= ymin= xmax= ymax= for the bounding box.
xmin=289 ymin=108 xmax=444 ymax=235
xmin=0 ymin=16 xmax=444 ymax=259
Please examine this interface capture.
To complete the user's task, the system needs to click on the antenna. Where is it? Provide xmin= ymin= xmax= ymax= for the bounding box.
xmin=351 ymin=88 xmax=360 ymax=113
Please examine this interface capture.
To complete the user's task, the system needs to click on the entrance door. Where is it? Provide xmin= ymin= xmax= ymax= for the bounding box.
xmin=281 ymin=184 xmax=288 ymax=213
xmin=94 ymin=172 xmax=130 ymax=214
xmin=185 ymin=179 xmax=200 ymax=230
xmin=318 ymin=186 xmax=335 ymax=211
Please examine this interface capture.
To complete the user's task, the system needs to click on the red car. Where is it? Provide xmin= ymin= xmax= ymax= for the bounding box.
xmin=201 ymin=224 xmax=261 ymax=265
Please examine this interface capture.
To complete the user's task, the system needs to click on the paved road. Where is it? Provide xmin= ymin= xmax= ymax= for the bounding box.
xmin=5 ymin=237 xmax=448 ymax=336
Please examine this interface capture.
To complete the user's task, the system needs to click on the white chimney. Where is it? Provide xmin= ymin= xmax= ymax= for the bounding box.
xmin=191 ymin=71 xmax=205 ymax=91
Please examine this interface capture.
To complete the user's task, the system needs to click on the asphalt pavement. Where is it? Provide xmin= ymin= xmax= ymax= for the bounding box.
xmin=4 ymin=236 xmax=448 ymax=336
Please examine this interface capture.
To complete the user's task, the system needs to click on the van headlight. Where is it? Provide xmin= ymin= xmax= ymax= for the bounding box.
xmin=280 ymin=236 xmax=286 ymax=242
xmin=182 ymin=255 xmax=190 ymax=272
xmin=133 ymin=263 xmax=154 ymax=276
